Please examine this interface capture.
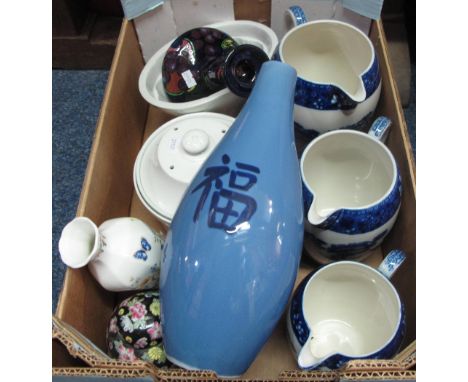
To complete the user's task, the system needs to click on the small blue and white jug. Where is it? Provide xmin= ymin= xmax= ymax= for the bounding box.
xmin=287 ymin=250 xmax=406 ymax=370
xmin=301 ymin=117 xmax=402 ymax=262
xmin=278 ymin=6 xmax=381 ymax=136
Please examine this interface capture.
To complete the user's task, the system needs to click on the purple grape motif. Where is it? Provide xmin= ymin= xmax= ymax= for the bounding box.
xmin=162 ymin=27 xmax=269 ymax=102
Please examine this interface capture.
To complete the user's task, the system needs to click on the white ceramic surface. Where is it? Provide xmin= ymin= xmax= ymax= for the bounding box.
xmin=139 ymin=20 xmax=279 ymax=116
xmin=58 ymin=217 xmax=164 ymax=292
xmin=282 ymin=21 xmax=371 ymax=101
xmin=134 ymin=113 xmax=234 ymax=225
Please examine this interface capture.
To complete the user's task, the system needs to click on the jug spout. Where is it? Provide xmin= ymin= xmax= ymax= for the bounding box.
xmin=341 ymin=77 xmax=366 ymax=105
xmin=307 ymin=201 xmax=334 ymax=226
xmin=58 ymin=217 xmax=102 ymax=269
xmin=333 ymin=74 xmax=367 ymax=108
xmin=298 ymin=336 xmax=332 ymax=369
xmin=350 ymin=78 xmax=366 ymax=103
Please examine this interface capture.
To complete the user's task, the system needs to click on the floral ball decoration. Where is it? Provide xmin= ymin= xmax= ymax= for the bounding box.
xmin=106 ymin=291 xmax=169 ymax=367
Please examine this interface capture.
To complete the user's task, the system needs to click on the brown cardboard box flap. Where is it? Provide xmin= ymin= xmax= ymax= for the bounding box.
xmin=279 ymin=343 xmax=415 ymax=381
xmin=52 ymin=368 xmax=415 ymax=382
xmin=52 ymin=367 xmax=155 ymax=380
xmin=394 ymin=340 xmax=416 ymax=369
xmin=52 ymin=316 xmax=150 ymax=371
xmin=53 ymin=315 xmax=415 ymax=381
xmin=280 ymin=371 xmax=415 ymax=382
xmin=341 ymin=340 xmax=416 ymax=372
xmin=337 ymin=370 xmax=415 ymax=381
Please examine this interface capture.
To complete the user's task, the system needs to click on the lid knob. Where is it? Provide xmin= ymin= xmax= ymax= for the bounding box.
xmin=182 ymin=129 xmax=210 ymax=155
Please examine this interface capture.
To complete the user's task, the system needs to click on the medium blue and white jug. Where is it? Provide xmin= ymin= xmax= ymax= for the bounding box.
xmin=160 ymin=61 xmax=304 ymax=377
xmin=301 ymin=117 xmax=402 ymax=263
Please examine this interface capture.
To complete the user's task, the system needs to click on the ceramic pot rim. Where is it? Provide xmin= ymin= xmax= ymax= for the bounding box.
xmin=278 ymin=19 xmax=376 ymax=88
xmin=133 ymin=112 xmax=234 ymax=226
xmin=133 ymin=178 xmax=172 ymax=225
xmin=59 ymin=216 xmax=100 ymax=268
xmin=300 ymin=129 xmax=398 ymax=211
xmin=301 ymin=260 xmax=402 ymax=359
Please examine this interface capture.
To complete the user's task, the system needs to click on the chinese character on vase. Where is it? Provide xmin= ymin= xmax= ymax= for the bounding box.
xmin=191 ymin=154 xmax=260 ymax=232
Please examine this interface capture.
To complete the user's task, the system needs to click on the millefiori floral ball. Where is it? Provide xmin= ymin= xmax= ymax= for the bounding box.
xmin=106 ymin=291 xmax=169 ymax=367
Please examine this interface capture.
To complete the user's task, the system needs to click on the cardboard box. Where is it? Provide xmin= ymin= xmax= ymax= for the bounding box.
xmin=53 ymin=3 xmax=416 ymax=380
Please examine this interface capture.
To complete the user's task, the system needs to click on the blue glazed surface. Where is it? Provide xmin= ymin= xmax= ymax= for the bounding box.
xmin=378 ymin=249 xmax=406 ymax=278
xmin=294 ymin=111 xmax=374 ymax=141
xmin=289 ymin=5 xmax=307 ymax=25
xmin=289 ymin=273 xmax=313 ymax=346
xmin=369 ymin=115 xmax=391 ymax=139
xmin=160 ymin=61 xmax=304 ymax=377
xmin=310 ymin=229 xmax=388 ymax=259
xmin=304 ymin=172 xmax=402 ymax=235
xmin=362 ymin=56 xmax=381 ymax=98
xmin=290 ymin=267 xmax=406 ymax=370
xmin=294 ymin=56 xmax=381 ymax=111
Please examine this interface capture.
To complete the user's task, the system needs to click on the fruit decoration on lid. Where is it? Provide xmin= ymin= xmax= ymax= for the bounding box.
xmin=162 ymin=27 xmax=269 ymax=103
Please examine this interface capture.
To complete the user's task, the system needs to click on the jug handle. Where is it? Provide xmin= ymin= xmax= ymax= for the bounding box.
xmin=377 ymin=249 xmax=406 ymax=279
xmin=286 ymin=3 xmax=340 ymax=28
xmin=368 ymin=116 xmax=392 ymax=143
xmin=286 ymin=6 xmax=308 ymax=28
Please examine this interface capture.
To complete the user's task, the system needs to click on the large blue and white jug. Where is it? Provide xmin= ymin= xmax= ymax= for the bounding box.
xmin=160 ymin=61 xmax=304 ymax=377
xmin=279 ymin=6 xmax=381 ymax=137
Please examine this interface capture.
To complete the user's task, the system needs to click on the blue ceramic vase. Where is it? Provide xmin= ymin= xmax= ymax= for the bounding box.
xmin=160 ymin=61 xmax=304 ymax=377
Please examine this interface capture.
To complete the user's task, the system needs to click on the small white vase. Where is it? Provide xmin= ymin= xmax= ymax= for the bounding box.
xmin=58 ymin=217 xmax=164 ymax=292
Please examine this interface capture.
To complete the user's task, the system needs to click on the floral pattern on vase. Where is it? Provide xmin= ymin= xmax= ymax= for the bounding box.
xmin=106 ymin=291 xmax=170 ymax=367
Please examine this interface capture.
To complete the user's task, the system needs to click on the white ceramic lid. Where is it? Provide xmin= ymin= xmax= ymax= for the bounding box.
xmin=134 ymin=112 xmax=234 ymax=224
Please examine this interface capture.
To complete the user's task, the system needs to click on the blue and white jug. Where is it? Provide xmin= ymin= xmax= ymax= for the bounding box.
xmin=160 ymin=61 xmax=304 ymax=377
xmin=279 ymin=6 xmax=381 ymax=137
xmin=288 ymin=250 xmax=406 ymax=370
xmin=301 ymin=117 xmax=402 ymax=262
